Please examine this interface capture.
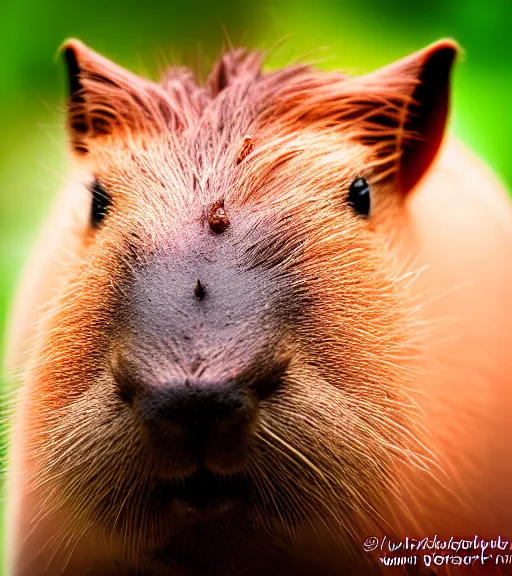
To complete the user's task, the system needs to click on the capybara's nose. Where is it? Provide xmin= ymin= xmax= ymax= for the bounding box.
xmin=111 ymin=350 xmax=284 ymax=454
xmin=134 ymin=378 xmax=255 ymax=443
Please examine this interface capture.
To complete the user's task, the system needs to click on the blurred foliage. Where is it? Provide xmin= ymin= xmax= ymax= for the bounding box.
xmin=0 ymin=0 xmax=510 ymax=561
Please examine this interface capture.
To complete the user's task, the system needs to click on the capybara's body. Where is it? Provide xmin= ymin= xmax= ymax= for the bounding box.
xmin=4 ymin=39 xmax=512 ymax=576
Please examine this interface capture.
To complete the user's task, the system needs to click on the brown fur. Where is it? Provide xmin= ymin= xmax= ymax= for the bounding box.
xmin=5 ymin=39 xmax=512 ymax=576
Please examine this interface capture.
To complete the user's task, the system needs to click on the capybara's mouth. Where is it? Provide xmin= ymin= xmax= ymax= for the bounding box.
xmin=161 ymin=470 xmax=251 ymax=512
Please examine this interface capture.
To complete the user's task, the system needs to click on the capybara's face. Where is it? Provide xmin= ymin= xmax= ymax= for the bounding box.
xmin=24 ymin=41 xmax=455 ymax=570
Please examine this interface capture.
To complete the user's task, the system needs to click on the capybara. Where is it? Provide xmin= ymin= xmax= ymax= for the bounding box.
xmin=4 ymin=38 xmax=512 ymax=576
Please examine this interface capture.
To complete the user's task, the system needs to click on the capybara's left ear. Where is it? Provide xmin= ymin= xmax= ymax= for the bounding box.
xmin=368 ymin=39 xmax=459 ymax=194
xmin=59 ymin=39 xmax=180 ymax=156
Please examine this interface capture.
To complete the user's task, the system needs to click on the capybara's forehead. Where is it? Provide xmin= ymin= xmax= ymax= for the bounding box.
xmin=65 ymin=38 xmax=426 ymax=197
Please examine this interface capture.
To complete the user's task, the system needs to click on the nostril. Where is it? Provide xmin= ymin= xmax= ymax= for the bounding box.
xmin=250 ymin=360 xmax=289 ymax=401
xmin=252 ymin=376 xmax=282 ymax=401
xmin=111 ymin=349 xmax=140 ymax=406
xmin=116 ymin=377 xmax=137 ymax=406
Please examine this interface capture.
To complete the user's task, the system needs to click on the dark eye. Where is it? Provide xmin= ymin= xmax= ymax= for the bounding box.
xmin=348 ymin=177 xmax=370 ymax=217
xmin=89 ymin=179 xmax=112 ymax=228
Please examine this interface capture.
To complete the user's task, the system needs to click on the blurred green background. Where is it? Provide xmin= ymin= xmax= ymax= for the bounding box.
xmin=0 ymin=0 xmax=511 ymax=564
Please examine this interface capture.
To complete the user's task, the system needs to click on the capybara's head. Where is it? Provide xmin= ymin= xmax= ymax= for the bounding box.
xmin=25 ymin=39 xmax=457 ymax=572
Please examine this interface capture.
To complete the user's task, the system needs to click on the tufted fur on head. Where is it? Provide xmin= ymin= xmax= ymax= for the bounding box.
xmin=17 ymin=38 xmax=458 ymax=575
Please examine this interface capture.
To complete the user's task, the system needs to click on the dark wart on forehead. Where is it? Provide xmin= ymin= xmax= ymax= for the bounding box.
xmin=237 ymin=136 xmax=254 ymax=165
xmin=194 ymin=279 xmax=206 ymax=300
xmin=208 ymin=199 xmax=230 ymax=234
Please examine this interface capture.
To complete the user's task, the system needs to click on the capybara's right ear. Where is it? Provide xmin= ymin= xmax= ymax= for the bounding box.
xmin=60 ymin=39 xmax=178 ymax=155
xmin=366 ymin=39 xmax=459 ymax=195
